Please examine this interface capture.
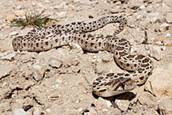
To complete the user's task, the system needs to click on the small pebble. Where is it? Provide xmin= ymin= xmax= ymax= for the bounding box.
xmin=48 ymin=58 xmax=62 ymax=68
xmin=13 ymin=108 xmax=27 ymax=115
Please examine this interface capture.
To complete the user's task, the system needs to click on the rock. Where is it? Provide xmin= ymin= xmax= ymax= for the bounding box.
xmin=33 ymin=108 xmax=41 ymax=115
xmin=160 ymin=23 xmax=171 ymax=32
xmin=56 ymin=11 xmax=67 ymax=18
xmin=146 ymin=44 xmax=165 ymax=61
xmin=32 ymin=64 xmax=49 ymax=81
xmin=0 ymin=62 xmax=15 ymax=79
xmin=53 ymin=2 xmax=67 ymax=10
xmin=94 ymin=51 xmax=120 ymax=74
xmin=94 ymin=98 xmax=121 ymax=114
xmin=22 ymin=97 xmax=34 ymax=111
xmin=10 ymin=31 xmax=19 ymax=36
xmin=76 ymin=0 xmax=98 ymax=5
xmin=134 ymin=108 xmax=159 ymax=115
xmin=127 ymin=103 xmax=159 ymax=115
xmin=15 ymin=5 xmax=23 ymax=10
xmin=83 ymin=107 xmax=97 ymax=115
xmin=45 ymin=0 xmax=50 ymax=3
xmin=0 ymin=32 xmax=4 ymax=40
xmin=13 ymin=108 xmax=27 ymax=115
xmin=0 ymin=101 xmax=11 ymax=114
xmin=145 ymin=61 xmax=172 ymax=97
xmin=95 ymin=98 xmax=111 ymax=109
xmin=128 ymin=0 xmax=144 ymax=10
xmin=115 ymin=99 xmax=130 ymax=111
xmin=144 ymin=109 xmax=159 ymax=115
xmin=0 ymin=51 xmax=16 ymax=61
xmin=146 ymin=12 xmax=162 ymax=23
xmin=48 ymin=58 xmax=62 ymax=69
xmin=166 ymin=12 xmax=172 ymax=23
xmin=37 ymin=48 xmax=80 ymax=67
xmin=158 ymin=98 xmax=172 ymax=115
xmin=165 ymin=33 xmax=172 ymax=38
xmin=99 ymin=51 xmax=113 ymax=63
xmin=50 ymin=79 xmax=63 ymax=90
xmin=137 ymin=92 xmax=157 ymax=108
xmin=68 ymin=43 xmax=83 ymax=54
xmin=14 ymin=10 xmax=26 ymax=18
xmin=16 ymin=52 xmax=38 ymax=63
xmin=5 ymin=14 xmax=17 ymax=22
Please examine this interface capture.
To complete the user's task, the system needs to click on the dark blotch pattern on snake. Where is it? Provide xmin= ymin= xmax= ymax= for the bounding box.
xmin=12 ymin=15 xmax=153 ymax=97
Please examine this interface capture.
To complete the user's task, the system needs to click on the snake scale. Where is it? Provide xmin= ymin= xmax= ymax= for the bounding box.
xmin=12 ymin=15 xmax=153 ymax=97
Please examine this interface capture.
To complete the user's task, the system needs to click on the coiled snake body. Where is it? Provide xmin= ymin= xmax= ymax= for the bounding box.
xmin=12 ymin=15 xmax=153 ymax=97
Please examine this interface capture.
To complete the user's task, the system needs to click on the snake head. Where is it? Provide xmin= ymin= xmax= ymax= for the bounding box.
xmin=92 ymin=74 xmax=137 ymax=98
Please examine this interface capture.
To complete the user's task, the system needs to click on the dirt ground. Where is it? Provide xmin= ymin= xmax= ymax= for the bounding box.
xmin=0 ymin=0 xmax=172 ymax=115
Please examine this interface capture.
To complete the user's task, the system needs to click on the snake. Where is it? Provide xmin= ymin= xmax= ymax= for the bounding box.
xmin=12 ymin=15 xmax=153 ymax=97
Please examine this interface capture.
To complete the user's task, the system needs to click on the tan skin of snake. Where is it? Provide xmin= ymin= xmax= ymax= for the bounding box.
xmin=12 ymin=15 xmax=153 ymax=97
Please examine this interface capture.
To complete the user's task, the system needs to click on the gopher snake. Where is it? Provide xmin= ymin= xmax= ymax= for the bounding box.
xmin=12 ymin=15 xmax=153 ymax=97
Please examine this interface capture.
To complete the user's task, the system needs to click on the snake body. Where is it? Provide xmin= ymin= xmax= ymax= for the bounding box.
xmin=12 ymin=15 xmax=153 ymax=97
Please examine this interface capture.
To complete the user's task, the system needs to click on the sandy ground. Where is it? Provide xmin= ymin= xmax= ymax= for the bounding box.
xmin=0 ymin=0 xmax=172 ymax=115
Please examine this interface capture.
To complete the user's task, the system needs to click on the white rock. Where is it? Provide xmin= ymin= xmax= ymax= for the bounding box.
xmin=32 ymin=64 xmax=48 ymax=81
xmin=13 ymin=108 xmax=27 ymax=115
xmin=54 ymin=2 xmax=67 ymax=10
xmin=94 ymin=98 xmax=121 ymax=114
xmin=0 ymin=62 xmax=15 ymax=79
xmin=146 ymin=12 xmax=161 ymax=23
xmin=115 ymin=99 xmax=130 ymax=111
xmin=46 ymin=108 xmax=51 ymax=113
xmin=0 ymin=101 xmax=11 ymax=114
xmin=137 ymin=92 xmax=157 ymax=108
xmin=16 ymin=5 xmax=23 ymax=10
xmin=106 ymin=100 xmax=112 ymax=108
xmin=158 ymin=98 xmax=172 ymax=115
xmin=166 ymin=12 xmax=172 ymax=23
xmin=140 ymin=5 xmax=145 ymax=9
xmin=95 ymin=98 xmax=111 ymax=109
xmin=94 ymin=52 xmax=119 ymax=74
xmin=48 ymin=58 xmax=62 ymax=68
xmin=74 ymin=0 xmax=95 ymax=5
xmin=45 ymin=0 xmax=50 ymax=3
xmin=33 ymin=108 xmax=41 ymax=115
xmin=145 ymin=62 xmax=172 ymax=97
xmin=10 ymin=31 xmax=19 ymax=36
xmin=84 ymin=107 xmax=97 ymax=115
xmin=56 ymin=11 xmax=67 ymax=18
xmin=0 ymin=51 xmax=16 ymax=61
xmin=145 ymin=109 xmax=159 ymax=115
xmin=165 ymin=33 xmax=172 ymax=37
